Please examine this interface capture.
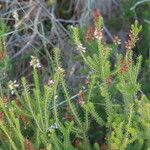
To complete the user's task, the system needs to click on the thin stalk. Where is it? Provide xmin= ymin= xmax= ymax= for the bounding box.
xmin=44 ymin=86 xmax=52 ymax=130
xmin=61 ymin=78 xmax=82 ymax=127
xmin=33 ymin=69 xmax=44 ymax=129
xmin=86 ymin=76 xmax=96 ymax=129
xmin=0 ymin=102 xmax=25 ymax=147
xmin=9 ymin=111 xmax=25 ymax=150
xmin=22 ymin=78 xmax=42 ymax=132
xmin=53 ymin=73 xmax=64 ymax=130
xmin=0 ymin=124 xmax=18 ymax=150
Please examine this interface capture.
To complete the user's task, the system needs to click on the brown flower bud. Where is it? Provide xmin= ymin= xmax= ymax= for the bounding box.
xmin=92 ymin=9 xmax=101 ymax=23
xmin=0 ymin=111 xmax=4 ymax=122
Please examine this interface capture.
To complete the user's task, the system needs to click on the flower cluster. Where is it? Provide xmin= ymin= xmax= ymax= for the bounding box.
xmin=94 ymin=28 xmax=103 ymax=41
xmin=47 ymin=79 xmax=54 ymax=86
xmin=125 ymin=21 xmax=142 ymax=51
xmin=119 ymin=59 xmax=132 ymax=74
xmin=76 ymin=43 xmax=86 ymax=53
xmin=85 ymin=10 xmax=103 ymax=43
xmin=77 ymin=90 xmax=85 ymax=106
xmin=85 ymin=26 xmax=95 ymax=42
xmin=92 ymin=9 xmax=101 ymax=23
xmin=0 ymin=51 xmax=6 ymax=60
xmin=54 ymin=95 xmax=58 ymax=100
xmin=0 ymin=111 xmax=4 ymax=122
xmin=56 ymin=67 xmax=65 ymax=74
xmin=113 ymin=36 xmax=121 ymax=45
xmin=24 ymin=138 xmax=34 ymax=150
xmin=19 ymin=115 xmax=29 ymax=125
xmin=48 ymin=122 xmax=58 ymax=132
xmin=8 ymin=80 xmax=19 ymax=95
xmin=30 ymin=56 xmax=42 ymax=69
xmin=125 ymin=32 xmax=138 ymax=50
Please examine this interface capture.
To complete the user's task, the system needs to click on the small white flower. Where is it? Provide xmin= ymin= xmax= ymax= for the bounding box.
xmin=8 ymin=80 xmax=19 ymax=89
xmin=30 ymin=56 xmax=42 ymax=69
xmin=51 ymin=122 xmax=58 ymax=129
xmin=8 ymin=80 xmax=19 ymax=95
xmin=113 ymin=36 xmax=121 ymax=45
xmin=54 ymin=95 xmax=58 ymax=100
xmin=57 ymin=67 xmax=65 ymax=73
xmin=47 ymin=79 xmax=54 ymax=86
xmin=94 ymin=29 xmax=103 ymax=41
xmin=77 ymin=43 xmax=86 ymax=53
xmin=48 ymin=122 xmax=58 ymax=132
xmin=13 ymin=80 xmax=19 ymax=87
xmin=11 ymin=90 xmax=14 ymax=95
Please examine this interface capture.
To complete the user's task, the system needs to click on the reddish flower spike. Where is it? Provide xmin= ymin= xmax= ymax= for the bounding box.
xmin=77 ymin=90 xmax=85 ymax=106
xmin=92 ymin=9 xmax=101 ymax=23
xmin=0 ymin=51 xmax=6 ymax=60
xmin=85 ymin=26 xmax=95 ymax=42
xmin=0 ymin=111 xmax=4 ymax=122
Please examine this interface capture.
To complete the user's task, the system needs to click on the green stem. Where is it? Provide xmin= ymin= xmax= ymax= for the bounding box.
xmin=22 ymin=78 xmax=42 ymax=132
xmin=61 ymin=78 xmax=82 ymax=127
xmin=44 ymin=86 xmax=53 ymax=130
xmin=0 ymin=123 xmax=18 ymax=150
xmin=33 ymin=69 xmax=44 ymax=130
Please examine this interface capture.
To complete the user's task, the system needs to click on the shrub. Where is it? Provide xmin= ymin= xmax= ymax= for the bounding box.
xmin=0 ymin=12 xmax=149 ymax=150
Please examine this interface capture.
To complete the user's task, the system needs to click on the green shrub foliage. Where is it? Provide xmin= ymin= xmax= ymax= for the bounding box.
xmin=0 ymin=20 xmax=10 ymax=86
xmin=0 ymin=12 xmax=149 ymax=150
